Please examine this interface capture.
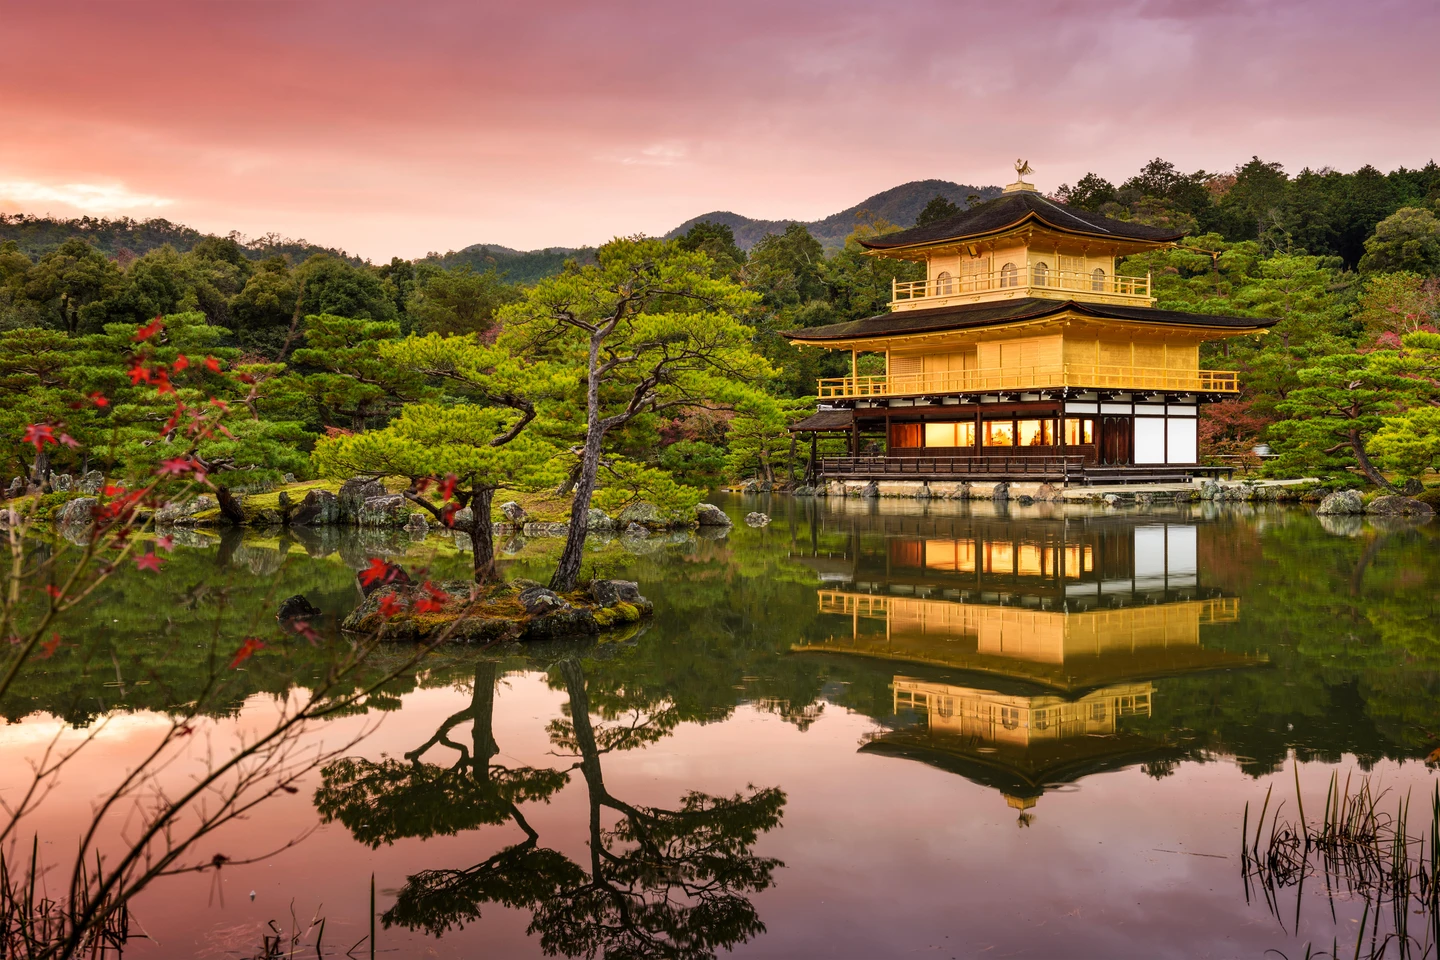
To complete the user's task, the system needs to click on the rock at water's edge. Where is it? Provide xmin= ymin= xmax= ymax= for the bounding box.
xmin=1365 ymin=495 xmax=1435 ymax=518
xmin=1315 ymin=489 xmax=1365 ymax=516
xmin=695 ymin=503 xmax=731 ymax=527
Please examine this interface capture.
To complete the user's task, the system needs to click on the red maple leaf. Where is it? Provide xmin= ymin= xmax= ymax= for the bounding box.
xmin=157 ymin=456 xmax=198 ymax=477
xmin=172 ymin=354 xmax=190 ymax=372
xmin=155 ymin=535 xmax=175 ymax=552
xmin=22 ymin=424 xmax=55 ymax=451
xmin=290 ymin=619 xmax=320 ymax=645
xmin=153 ymin=371 xmax=175 ymax=396
xmin=358 ymin=557 xmax=392 ymax=587
xmin=438 ymin=474 xmax=458 ymax=501
xmin=128 ymin=364 xmax=152 ymax=386
xmin=103 ymin=484 xmax=126 ymax=497
xmin=378 ymin=594 xmax=405 ymax=619
xmin=37 ymin=633 xmax=63 ymax=659
xmin=203 ymin=355 xmax=222 ymax=373
xmin=132 ymin=317 xmax=164 ymax=342
xmin=134 ymin=553 xmax=165 ymax=573
xmin=413 ymin=582 xmax=451 ymax=614
xmin=44 ymin=584 xmax=63 ymax=599
xmin=228 ymin=637 xmax=265 ymax=669
xmin=89 ymin=392 xmax=110 ymax=408
xmin=440 ymin=503 xmax=461 ymax=528
xmin=58 ymin=433 xmax=81 ymax=449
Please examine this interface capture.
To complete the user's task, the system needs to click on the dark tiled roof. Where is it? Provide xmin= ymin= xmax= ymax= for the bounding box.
xmin=785 ymin=298 xmax=1276 ymax=342
xmin=859 ymin=192 xmax=1184 ymax=250
xmin=789 ymin=409 xmax=854 ymax=432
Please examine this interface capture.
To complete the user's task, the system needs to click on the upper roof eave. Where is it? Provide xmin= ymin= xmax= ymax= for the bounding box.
xmin=857 ymin=192 xmax=1186 ymax=252
xmin=783 ymin=298 xmax=1278 ymax=344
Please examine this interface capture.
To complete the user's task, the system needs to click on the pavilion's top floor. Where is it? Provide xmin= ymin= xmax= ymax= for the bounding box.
xmin=858 ymin=185 xmax=1184 ymax=313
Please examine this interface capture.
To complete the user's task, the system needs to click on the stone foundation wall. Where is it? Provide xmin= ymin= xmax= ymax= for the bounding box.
xmin=791 ymin=477 xmax=1325 ymax=504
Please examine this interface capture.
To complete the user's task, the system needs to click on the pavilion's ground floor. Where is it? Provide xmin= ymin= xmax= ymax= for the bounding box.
xmin=790 ymin=391 xmax=1227 ymax=483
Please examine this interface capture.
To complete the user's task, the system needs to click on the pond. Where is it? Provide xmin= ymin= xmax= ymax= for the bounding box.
xmin=4 ymin=494 xmax=1439 ymax=959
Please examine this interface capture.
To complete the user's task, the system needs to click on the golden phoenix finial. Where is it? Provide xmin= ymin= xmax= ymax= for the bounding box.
xmin=1015 ymin=159 xmax=1034 ymax=178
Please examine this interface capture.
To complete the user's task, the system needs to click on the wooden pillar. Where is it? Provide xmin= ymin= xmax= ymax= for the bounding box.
xmin=850 ymin=418 xmax=859 ymax=457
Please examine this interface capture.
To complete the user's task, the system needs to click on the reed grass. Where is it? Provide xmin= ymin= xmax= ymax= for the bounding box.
xmin=1242 ymin=773 xmax=1440 ymax=960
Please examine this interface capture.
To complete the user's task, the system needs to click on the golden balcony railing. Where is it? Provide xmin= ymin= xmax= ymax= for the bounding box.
xmin=816 ymin=364 xmax=1239 ymax=399
xmin=892 ymin=269 xmax=1151 ymax=306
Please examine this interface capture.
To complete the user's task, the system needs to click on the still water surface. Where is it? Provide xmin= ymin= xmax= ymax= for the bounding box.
xmin=5 ymin=495 xmax=1439 ymax=958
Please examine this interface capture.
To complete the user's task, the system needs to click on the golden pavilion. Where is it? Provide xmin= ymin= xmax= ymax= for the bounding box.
xmin=787 ymin=163 xmax=1276 ymax=483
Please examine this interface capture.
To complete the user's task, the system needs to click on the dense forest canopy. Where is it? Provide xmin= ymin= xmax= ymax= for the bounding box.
xmin=2 ymin=154 xmax=1439 ymax=492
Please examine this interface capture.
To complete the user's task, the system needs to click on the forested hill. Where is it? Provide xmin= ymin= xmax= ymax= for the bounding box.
xmin=423 ymin=179 xmax=1002 ymax=279
xmin=665 ymin=179 xmax=1003 ymax=250
xmin=421 ymin=244 xmax=598 ymax=286
xmin=0 ymin=213 xmax=359 ymax=265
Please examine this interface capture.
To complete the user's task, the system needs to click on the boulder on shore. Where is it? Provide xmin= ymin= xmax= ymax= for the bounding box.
xmin=586 ymin=507 xmax=614 ymax=531
xmin=357 ymin=494 xmax=406 ymax=527
xmin=338 ymin=478 xmax=386 ymax=521
xmin=591 ymin=578 xmax=642 ymax=606
xmin=277 ymin=595 xmax=321 ymax=620
xmin=1365 ymin=495 xmax=1435 ymax=518
xmin=695 ymin=503 xmax=731 ymax=527
xmin=154 ymin=495 xmax=217 ymax=525
xmin=1315 ymin=489 xmax=1365 ymax=516
xmin=744 ymin=511 xmax=771 ymax=527
xmin=617 ymin=501 xmax=663 ymax=527
xmin=500 ymin=501 xmax=528 ymax=523
xmin=57 ymin=497 xmax=98 ymax=525
xmin=291 ymin=489 xmax=341 ymax=526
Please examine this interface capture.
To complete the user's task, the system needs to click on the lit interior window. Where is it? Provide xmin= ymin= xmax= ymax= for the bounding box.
xmin=924 ymin=422 xmax=976 ymax=447
xmin=1064 ymin=418 xmax=1095 ymax=444
xmin=984 ymin=421 xmax=1014 ymax=446
xmin=1017 ymin=420 xmax=1055 ymax=446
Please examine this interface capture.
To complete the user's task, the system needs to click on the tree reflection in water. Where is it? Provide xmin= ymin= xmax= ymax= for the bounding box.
xmin=314 ymin=656 xmax=786 ymax=958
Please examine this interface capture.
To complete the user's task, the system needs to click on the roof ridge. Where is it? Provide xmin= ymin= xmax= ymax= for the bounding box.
xmin=1029 ymin=194 xmax=1115 ymax=235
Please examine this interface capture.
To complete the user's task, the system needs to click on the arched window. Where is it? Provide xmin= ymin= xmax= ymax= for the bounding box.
xmin=1091 ymin=267 xmax=1106 ymax=292
xmin=1000 ymin=706 xmax=1020 ymax=730
xmin=1032 ymin=261 xmax=1050 ymax=287
xmin=934 ymin=270 xmax=954 ymax=296
xmin=999 ymin=262 xmax=1018 ymax=288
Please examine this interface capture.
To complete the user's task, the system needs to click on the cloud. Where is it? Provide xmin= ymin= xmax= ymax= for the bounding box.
xmin=0 ymin=180 xmax=175 ymax=214
xmin=600 ymin=142 xmax=690 ymax=167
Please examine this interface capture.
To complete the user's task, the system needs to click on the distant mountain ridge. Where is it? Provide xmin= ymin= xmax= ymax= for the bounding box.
xmin=4 ymin=179 xmax=1004 ymax=282
xmin=664 ymin=179 xmax=1003 ymax=250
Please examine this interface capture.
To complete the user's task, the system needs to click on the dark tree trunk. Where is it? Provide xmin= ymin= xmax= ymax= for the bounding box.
xmin=550 ymin=335 xmax=606 ymax=593
xmin=559 ymin=656 xmax=608 ymax=878
xmin=1349 ymin=428 xmax=1396 ymax=492
xmin=216 ymin=485 xmax=247 ymax=525
xmin=28 ymin=448 xmax=50 ymax=492
xmin=470 ymin=660 xmax=499 ymax=781
xmin=468 ymin=486 xmax=499 ymax=584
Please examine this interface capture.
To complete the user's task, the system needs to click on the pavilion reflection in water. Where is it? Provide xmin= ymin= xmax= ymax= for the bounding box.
xmin=793 ymin=514 xmax=1262 ymax=809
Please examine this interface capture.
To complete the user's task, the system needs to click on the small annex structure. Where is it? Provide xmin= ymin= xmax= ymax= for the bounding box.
xmin=787 ymin=162 xmax=1276 ymax=483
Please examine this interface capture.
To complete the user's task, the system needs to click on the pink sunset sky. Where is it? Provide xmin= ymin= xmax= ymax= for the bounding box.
xmin=3 ymin=0 xmax=1436 ymax=262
